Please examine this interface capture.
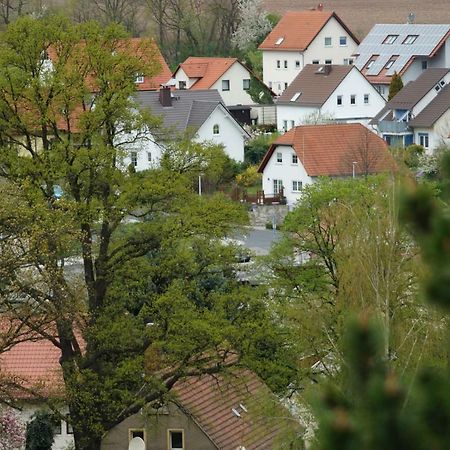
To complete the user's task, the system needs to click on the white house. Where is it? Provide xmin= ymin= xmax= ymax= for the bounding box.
xmin=353 ymin=23 xmax=450 ymax=98
xmin=173 ymin=57 xmax=255 ymax=107
xmin=276 ymin=64 xmax=386 ymax=132
xmin=121 ymin=87 xmax=250 ymax=169
xmin=258 ymin=6 xmax=359 ymax=96
xmin=370 ymin=68 xmax=450 ymax=152
xmin=258 ymin=123 xmax=394 ymax=207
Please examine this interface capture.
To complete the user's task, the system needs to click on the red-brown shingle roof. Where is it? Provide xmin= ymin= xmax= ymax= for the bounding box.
xmin=175 ymin=57 xmax=238 ymax=89
xmin=259 ymin=10 xmax=358 ymax=51
xmin=258 ymin=123 xmax=394 ymax=176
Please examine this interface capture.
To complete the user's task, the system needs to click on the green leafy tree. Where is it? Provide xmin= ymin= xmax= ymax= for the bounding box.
xmin=25 ymin=411 xmax=54 ymax=450
xmin=0 ymin=16 xmax=294 ymax=450
xmin=388 ymin=72 xmax=403 ymax=101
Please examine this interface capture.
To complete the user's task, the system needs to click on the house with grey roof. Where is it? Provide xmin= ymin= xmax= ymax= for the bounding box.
xmin=120 ymin=87 xmax=250 ymax=170
xmin=370 ymin=68 xmax=450 ymax=151
xmin=276 ymin=64 xmax=385 ymax=132
xmin=354 ymin=23 xmax=450 ymax=98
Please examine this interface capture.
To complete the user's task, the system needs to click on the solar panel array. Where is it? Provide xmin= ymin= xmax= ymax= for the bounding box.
xmin=354 ymin=24 xmax=450 ymax=77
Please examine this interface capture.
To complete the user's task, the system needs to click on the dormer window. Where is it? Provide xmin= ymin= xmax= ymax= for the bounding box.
xmin=403 ymin=35 xmax=418 ymax=45
xmin=135 ymin=74 xmax=145 ymax=84
xmin=275 ymin=37 xmax=284 ymax=45
xmin=383 ymin=35 xmax=398 ymax=44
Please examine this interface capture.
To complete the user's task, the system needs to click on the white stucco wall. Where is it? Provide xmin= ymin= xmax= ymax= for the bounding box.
xmin=20 ymin=403 xmax=74 ymax=450
xmin=261 ymin=144 xmax=313 ymax=207
xmin=210 ymin=62 xmax=254 ymax=106
xmin=276 ymin=68 xmax=385 ymax=131
xmin=174 ymin=67 xmax=199 ymax=89
xmin=197 ymin=105 xmax=246 ymax=162
xmin=321 ymin=67 xmax=386 ymax=121
xmin=304 ymin=17 xmax=358 ymax=65
xmin=262 ymin=16 xmax=358 ymax=96
xmin=413 ymin=109 xmax=450 ymax=154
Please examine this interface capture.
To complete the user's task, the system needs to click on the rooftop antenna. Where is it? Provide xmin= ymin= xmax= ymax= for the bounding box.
xmin=407 ymin=12 xmax=416 ymax=24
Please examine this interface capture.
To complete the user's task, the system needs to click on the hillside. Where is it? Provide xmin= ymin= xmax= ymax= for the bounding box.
xmin=263 ymin=0 xmax=450 ymax=39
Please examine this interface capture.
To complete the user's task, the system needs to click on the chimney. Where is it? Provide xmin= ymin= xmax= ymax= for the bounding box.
xmin=317 ymin=3 xmax=324 ymax=11
xmin=159 ymin=85 xmax=172 ymax=107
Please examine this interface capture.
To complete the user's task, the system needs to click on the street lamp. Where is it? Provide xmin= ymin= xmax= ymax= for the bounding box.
xmin=352 ymin=161 xmax=358 ymax=179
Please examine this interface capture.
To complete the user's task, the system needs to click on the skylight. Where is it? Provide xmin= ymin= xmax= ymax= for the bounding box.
xmin=367 ymin=60 xmax=375 ymax=69
xmin=383 ymin=35 xmax=398 ymax=44
xmin=403 ymin=35 xmax=418 ymax=45
xmin=385 ymin=59 xmax=395 ymax=69
xmin=291 ymin=92 xmax=302 ymax=101
xmin=275 ymin=37 xmax=284 ymax=45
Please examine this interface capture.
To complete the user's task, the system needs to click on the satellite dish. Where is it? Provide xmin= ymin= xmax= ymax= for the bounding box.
xmin=129 ymin=437 xmax=145 ymax=450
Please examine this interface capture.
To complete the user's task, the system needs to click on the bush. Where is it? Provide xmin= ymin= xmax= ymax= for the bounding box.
xmin=25 ymin=411 xmax=55 ymax=450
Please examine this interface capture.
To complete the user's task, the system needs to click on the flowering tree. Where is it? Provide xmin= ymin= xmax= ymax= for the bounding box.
xmin=0 ymin=409 xmax=25 ymax=450
xmin=231 ymin=0 xmax=272 ymax=52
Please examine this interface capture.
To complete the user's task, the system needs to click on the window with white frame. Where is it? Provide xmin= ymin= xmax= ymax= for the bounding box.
xmin=339 ymin=36 xmax=347 ymax=46
xmin=282 ymin=121 xmax=287 ymax=131
xmin=292 ymin=180 xmax=303 ymax=192
xmin=273 ymin=179 xmax=283 ymax=194
xmin=243 ymin=79 xmax=250 ymax=90
xmin=284 ymin=60 xmax=288 ymax=69
xmin=350 ymin=94 xmax=356 ymax=105
xmin=324 ymin=37 xmax=332 ymax=47
xmin=337 ymin=95 xmax=343 ymax=106
xmin=222 ymin=80 xmax=230 ymax=91
xmin=290 ymin=120 xmax=295 ymax=129
xmin=325 ymin=59 xmax=332 ymax=65
xmin=178 ymin=80 xmax=187 ymax=89
xmin=213 ymin=124 xmax=220 ymax=135
xmin=276 ymin=60 xmax=281 ymax=68
xmin=295 ymin=60 xmax=300 ymax=68
xmin=168 ymin=430 xmax=184 ymax=450
xmin=312 ymin=60 xmax=319 ymax=64
xmin=147 ymin=152 xmax=152 ymax=162
xmin=418 ymin=133 xmax=429 ymax=148
xmin=343 ymin=58 xmax=353 ymax=65
xmin=276 ymin=152 xmax=283 ymax=163
xmin=130 ymin=151 xmax=138 ymax=167
xmin=292 ymin=153 xmax=298 ymax=164
xmin=135 ymin=74 xmax=145 ymax=84
xmin=364 ymin=94 xmax=369 ymax=104
xmin=284 ymin=82 xmax=288 ymax=89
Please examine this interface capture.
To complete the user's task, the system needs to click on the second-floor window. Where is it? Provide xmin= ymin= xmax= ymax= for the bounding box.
xmin=213 ymin=124 xmax=220 ymax=135
xmin=337 ymin=95 xmax=343 ymax=106
xmin=292 ymin=153 xmax=298 ymax=164
xmin=135 ymin=74 xmax=144 ymax=84
xmin=418 ymin=133 xmax=429 ymax=148
xmin=292 ymin=180 xmax=303 ymax=192
xmin=284 ymin=60 xmax=288 ymax=69
xmin=364 ymin=94 xmax=369 ymax=104
xmin=350 ymin=94 xmax=356 ymax=105
xmin=243 ymin=79 xmax=250 ymax=90
xmin=131 ymin=152 xmax=138 ymax=167
xmin=324 ymin=37 xmax=332 ymax=47
xmin=276 ymin=152 xmax=282 ymax=163
xmin=339 ymin=36 xmax=347 ymax=46
xmin=222 ymin=80 xmax=230 ymax=91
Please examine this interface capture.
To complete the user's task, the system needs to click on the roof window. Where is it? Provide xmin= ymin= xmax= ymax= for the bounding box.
xmin=385 ymin=59 xmax=395 ymax=69
xmin=291 ymin=92 xmax=302 ymax=102
xmin=403 ymin=35 xmax=418 ymax=45
xmin=367 ymin=59 xmax=376 ymax=69
xmin=275 ymin=37 xmax=284 ymax=45
xmin=383 ymin=35 xmax=398 ymax=44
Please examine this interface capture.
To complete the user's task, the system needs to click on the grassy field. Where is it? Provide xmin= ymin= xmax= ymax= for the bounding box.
xmin=263 ymin=0 xmax=450 ymax=40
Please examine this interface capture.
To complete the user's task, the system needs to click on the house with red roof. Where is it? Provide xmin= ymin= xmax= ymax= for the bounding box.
xmin=173 ymin=57 xmax=255 ymax=107
xmin=258 ymin=123 xmax=394 ymax=207
xmin=258 ymin=6 xmax=359 ymax=96
xmin=0 ymin=338 xmax=299 ymax=450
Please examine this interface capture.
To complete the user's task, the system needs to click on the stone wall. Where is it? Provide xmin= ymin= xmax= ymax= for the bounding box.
xmin=249 ymin=204 xmax=289 ymax=227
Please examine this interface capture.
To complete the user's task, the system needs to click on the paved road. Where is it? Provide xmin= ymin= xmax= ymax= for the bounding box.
xmin=234 ymin=227 xmax=282 ymax=256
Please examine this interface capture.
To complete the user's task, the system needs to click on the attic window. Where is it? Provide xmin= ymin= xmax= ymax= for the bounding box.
xmin=291 ymin=92 xmax=302 ymax=102
xmin=403 ymin=35 xmax=418 ymax=45
xmin=385 ymin=59 xmax=395 ymax=69
xmin=135 ymin=74 xmax=145 ymax=84
xmin=275 ymin=37 xmax=284 ymax=45
xmin=367 ymin=60 xmax=375 ymax=69
xmin=383 ymin=35 xmax=398 ymax=44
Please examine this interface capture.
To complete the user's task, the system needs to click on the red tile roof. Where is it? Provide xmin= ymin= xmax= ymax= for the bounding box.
xmin=258 ymin=123 xmax=394 ymax=176
xmin=259 ymin=10 xmax=358 ymax=51
xmin=175 ymin=57 xmax=238 ymax=89
xmin=1 ymin=340 xmax=296 ymax=449
xmin=173 ymin=371 xmax=289 ymax=450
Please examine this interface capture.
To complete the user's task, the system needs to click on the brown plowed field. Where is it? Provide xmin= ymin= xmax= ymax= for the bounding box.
xmin=263 ymin=0 xmax=450 ymax=40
